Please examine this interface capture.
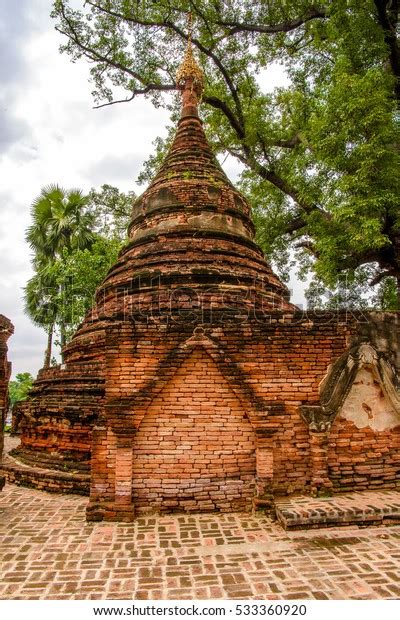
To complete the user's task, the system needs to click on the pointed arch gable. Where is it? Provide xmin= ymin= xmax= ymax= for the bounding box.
xmin=110 ymin=328 xmax=273 ymax=431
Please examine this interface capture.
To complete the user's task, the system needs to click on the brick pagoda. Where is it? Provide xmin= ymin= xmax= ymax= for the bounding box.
xmin=4 ymin=41 xmax=400 ymax=520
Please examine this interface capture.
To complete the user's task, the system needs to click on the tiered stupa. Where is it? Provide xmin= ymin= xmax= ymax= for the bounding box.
xmin=4 ymin=36 xmax=400 ymax=520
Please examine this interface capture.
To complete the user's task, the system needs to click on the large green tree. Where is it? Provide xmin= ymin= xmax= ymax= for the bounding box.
xmin=51 ymin=0 xmax=400 ymax=306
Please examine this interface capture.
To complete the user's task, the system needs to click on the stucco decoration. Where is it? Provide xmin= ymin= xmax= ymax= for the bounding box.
xmin=301 ymin=343 xmax=400 ymax=432
xmin=340 ymin=366 xmax=399 ymax=431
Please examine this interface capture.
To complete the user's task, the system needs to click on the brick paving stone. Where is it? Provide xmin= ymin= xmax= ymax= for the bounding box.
xmin=275 ymin=490 xmax=400 ymax=529
xmin=1 ymin=485 xmax=400 ymax=600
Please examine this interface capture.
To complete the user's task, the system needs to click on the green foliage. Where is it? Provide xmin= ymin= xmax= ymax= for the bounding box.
xmin=24 ymin=268 xmax=58 ymax=331
xmin=24 ymin=184 xmax=133 ymax=361
xmin=26 ymin=184 xmax=96 ymax=263
xmin=87 ymin=184 xmax=133 ymax=238
xmin=51 ymin=1 xmax=400 ymax=306
xmin=306 ymin=268 xmax=399 ymax=311
xmin=371 ymin=276 xmax=399 ymax=311
xmin=137 ymin=132 xmax=174 ymax=186
xmin=48 ymin=237 xmax=123 ymax=340
xmin=9 ymin=373 xmax=34 ymax=407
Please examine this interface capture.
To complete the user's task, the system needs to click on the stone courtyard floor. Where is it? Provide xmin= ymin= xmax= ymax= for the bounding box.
xmin=1 ymin=484 xmax=400 ymax=600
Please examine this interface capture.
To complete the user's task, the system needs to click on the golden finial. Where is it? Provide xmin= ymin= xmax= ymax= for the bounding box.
xmin=176 ymin=12 xmax=204 ymax=94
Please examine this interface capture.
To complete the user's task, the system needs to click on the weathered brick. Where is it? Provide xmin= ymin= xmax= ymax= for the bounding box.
xmin=3 ymin=57 xmax=400 ymax=521
xmin=0 ymin=314 xmax=13 ymax=472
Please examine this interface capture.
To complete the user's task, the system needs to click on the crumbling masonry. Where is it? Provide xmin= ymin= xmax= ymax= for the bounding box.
xmin=3 ymin=43 xmax=399 ymax=520
xmin=0 ymin=314 xmax=13 ymax=491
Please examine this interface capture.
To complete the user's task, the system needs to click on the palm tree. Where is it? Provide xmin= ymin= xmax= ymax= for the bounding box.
xmin=26 ymin=185 xmax=95 ymax=261
xmin=25 ymin=185 xmax=96 ymax=364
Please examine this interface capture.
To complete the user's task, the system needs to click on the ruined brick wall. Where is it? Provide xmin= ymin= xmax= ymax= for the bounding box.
xmin=327 ymin=358 xmax=400 ymax=491
xmin=9 ymin=307 xmax=400 ymax=515
xmin=13 ymin=362 xmax=104 ymax=472
xmin=90 ymin=311 xmax=400 ymax=518
xmin=0 ymin=315 xmax=13 ymax=458
xmin=219 ymin=317 xmax=350 ymax=496
xmin=89 ymin=312 xmax=374 ymax=520
xmin=4 ymin=461 xmax=89 ymax=495
xmin=13 ymin=316 xmax=108 ymax=470
xmin=328 ymin=418 xmax=400 ymax=491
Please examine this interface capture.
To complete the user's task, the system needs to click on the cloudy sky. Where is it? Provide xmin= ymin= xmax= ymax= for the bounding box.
xmin=1 ymin=0 xmax=301 ymax=379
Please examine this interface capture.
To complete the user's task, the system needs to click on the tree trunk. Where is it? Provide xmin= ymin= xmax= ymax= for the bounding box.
xmin=60 ymin=324 xmax=66 ymax=364
xmin=59 ymin=279 xmax=66 ymax=364
xmin=43 ymin=325 xmax=53 ymax=368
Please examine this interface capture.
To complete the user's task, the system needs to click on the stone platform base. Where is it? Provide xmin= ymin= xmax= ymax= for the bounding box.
xmin=275 ymin=490 xmax=400 ymax=530
xmin=0 ymin=460 xmax=90 ymax=495
xmin=0 ymin=435 xmax=89 ymax=496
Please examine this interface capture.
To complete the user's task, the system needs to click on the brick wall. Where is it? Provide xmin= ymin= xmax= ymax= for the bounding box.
xmin=0 ymin=315 xmax=13 ymax=458
xmin=86 ymin=314 xmax=363 ymax=520
xmin=7 ymin=311 xmax=400 ymax=519
xmin=132 ymin=348 xmax=256 ymax=513
xmin=328 ymin=418 xmax=400 ymax=491
xmin=13 ymin=362 xmax=104 ymax=470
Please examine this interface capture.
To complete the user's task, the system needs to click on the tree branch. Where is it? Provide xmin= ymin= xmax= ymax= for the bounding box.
xmin=295 ymin=240 xmax=320 ymax=257
xmin=83 ymin=0 xmax=245 ymax=129
xmin=224 ymin=141 xmax=322 ymax=218
xmin=217 ymin=7 xmax=327 ymax=36
xmin=273 ymin=136 xmax=302 ymax=149
xmin=56 ymin=4 xmax=166 ymax=91
xmin=285 ymin=215 xmax=307 ymax=234
xmin=239 ymin=144 xmax=320 ymax=215
xmin=92 ymin=85 xmax=176 ymax=109
xmin=203 ymin=95 xmax=244 ymax=138
xmin=369 ymin=268 xmax=395 ymax=286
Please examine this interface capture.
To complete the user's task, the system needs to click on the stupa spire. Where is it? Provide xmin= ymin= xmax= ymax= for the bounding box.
xmin=176 ymin=13 xmax=204 ymax=117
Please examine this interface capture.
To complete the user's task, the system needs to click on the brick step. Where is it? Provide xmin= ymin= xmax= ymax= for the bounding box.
xmin=274 ymin=490 xmax=400 ymax=530
xmin=0 ymin=456 xmax=89 ymax=496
